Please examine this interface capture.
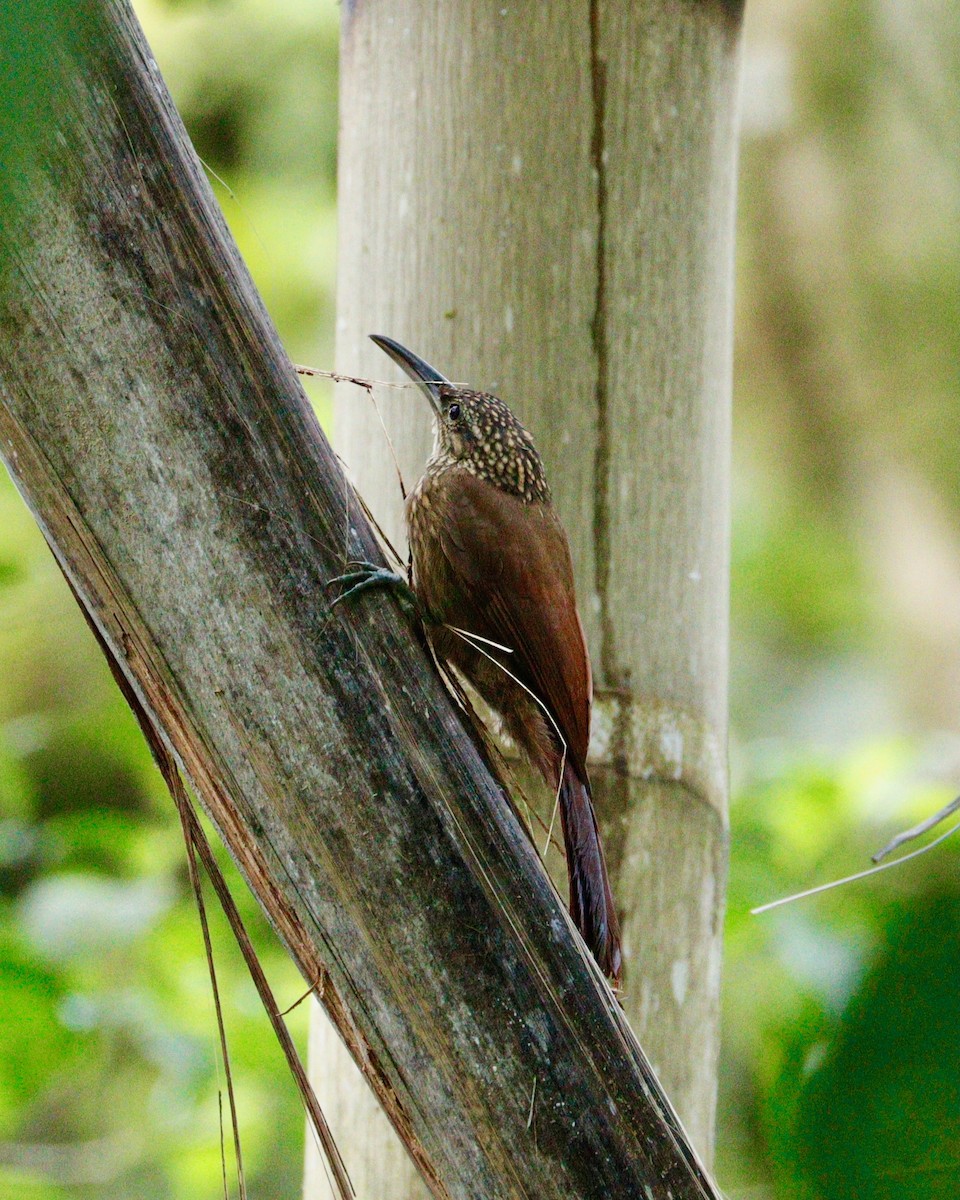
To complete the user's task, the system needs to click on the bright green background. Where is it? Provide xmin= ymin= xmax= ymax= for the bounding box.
xmin=2 ymin=1 xmax=960 ymax=1197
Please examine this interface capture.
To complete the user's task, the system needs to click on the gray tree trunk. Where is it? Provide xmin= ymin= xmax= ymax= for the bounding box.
xmin=306 ymin=2 xmax=741 ymax=1195
xmin=0 ymin=3 xmax=728 ymax=1199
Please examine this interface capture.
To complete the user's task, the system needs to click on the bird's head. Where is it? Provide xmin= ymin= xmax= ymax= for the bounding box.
xmin=370 ymin=334 xmax=549 ymax=503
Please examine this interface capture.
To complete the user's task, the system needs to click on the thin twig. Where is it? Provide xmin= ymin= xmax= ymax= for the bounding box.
xmin=435 ymin=635 xmax=565 ymax=856
xmin=353 ymin=485 xmax=406 ymax=572
xmin=180 ymin=800 xmax=355 ymax=1200
xmin=752 ymin=816 xmax=960 ymax=915
xmin=294 ymin=364 xmax=412 ymax=390
xmin=279 ymin=976 xmax=324 ymax=1018
xmin=364 ymin=385 xmax=408 ymax=503
xmin=198 ymin=156 xmax=268 ymax=260
xmin=444 ymin=624 xmax=568 ymax=863
xmin=218 ymin=1091 xmax=229 ymax=1200
xmin=542 ymin=789 xmax=562 ymax=865
xmin=872 ymin=795 xmax=960 ymax=862
xmin=295 ymin=362 xmax=468 ymax=392
xmin=176 ymin=791 xmax=247 ymax=1200
xmin=61 ymin=573 xmax=355 ymax=1200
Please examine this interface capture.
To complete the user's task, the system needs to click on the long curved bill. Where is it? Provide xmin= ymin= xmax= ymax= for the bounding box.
xmin=369 ymin=334 xmax=450 ymax=417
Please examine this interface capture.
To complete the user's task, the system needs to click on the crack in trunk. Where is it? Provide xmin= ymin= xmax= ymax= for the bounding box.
xmin=588 ymin=0 xmax=619 ymax=690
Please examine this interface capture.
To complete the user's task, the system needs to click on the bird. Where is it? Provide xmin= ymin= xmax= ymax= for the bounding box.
xmin=336 ymin=335 xmax=622 ymax=986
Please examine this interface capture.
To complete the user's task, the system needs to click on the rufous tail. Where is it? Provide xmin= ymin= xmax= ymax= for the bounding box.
xmin=558 ymin=759 xmax=622 ymax=985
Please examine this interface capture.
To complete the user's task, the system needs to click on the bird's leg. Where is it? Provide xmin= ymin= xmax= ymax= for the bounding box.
xmin=326 ymin=560 xmax=423 ymax=620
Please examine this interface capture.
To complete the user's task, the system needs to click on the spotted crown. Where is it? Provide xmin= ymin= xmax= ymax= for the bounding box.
xmin=428 ymin=385 xmax=551 ymax=504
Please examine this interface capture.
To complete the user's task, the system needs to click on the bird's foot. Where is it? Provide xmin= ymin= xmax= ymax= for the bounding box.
xmin=326 ymin=561 xmax=422 ymax=617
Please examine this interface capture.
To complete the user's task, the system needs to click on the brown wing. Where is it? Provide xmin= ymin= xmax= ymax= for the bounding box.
xmin=436 ymin=469 xmax=592 ymax=773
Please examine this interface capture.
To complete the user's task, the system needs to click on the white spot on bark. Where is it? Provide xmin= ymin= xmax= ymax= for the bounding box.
xmin=511 ymin=153 xmax=522 ymax=175
xmin=397 ymin=192 xmax=409 ymax=220
xmin=588 ymin=701 xmax=614 ymax=760
xmin=659 ymin=718 xmax=683 ymax=780
xmin=671 ymin=958 xmax=689 ymax=1006
xmin=504 ymin=305 xmax=514 ymax=333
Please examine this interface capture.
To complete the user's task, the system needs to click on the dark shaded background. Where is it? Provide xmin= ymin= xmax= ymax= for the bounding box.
xmin=2 ymin=1 xmax=959 ymax=1196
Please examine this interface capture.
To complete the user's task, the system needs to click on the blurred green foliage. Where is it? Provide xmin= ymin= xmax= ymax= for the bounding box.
xmin=2 ymin=0 xmax=960 ymax=1197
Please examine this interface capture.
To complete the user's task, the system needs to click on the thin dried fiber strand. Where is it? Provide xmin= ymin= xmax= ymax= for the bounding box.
xmin=752 ymin=816 xmax=960 ymax=915
xmin=295 ymin=363 xmax=470 ymax=392
xmin=177 ymin=817 xmax=246 ymax=1200
xmin=445 ymin=624 xmax=567 ymax=863
xmin=179 ymin=799 xmax=356 ymax=1200
xmin=70 ymin=580 xmax=356 ymax=1200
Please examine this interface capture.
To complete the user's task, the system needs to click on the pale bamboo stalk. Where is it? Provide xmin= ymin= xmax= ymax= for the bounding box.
xmin=306 ymin=2 xmax=742 ymax=1194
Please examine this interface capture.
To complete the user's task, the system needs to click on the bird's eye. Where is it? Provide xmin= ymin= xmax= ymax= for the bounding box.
xmin=447 ymin=402 xmax=461 ymax=422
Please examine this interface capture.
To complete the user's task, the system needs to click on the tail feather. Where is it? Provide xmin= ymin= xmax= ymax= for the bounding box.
xmin=558 ymin=759 xmax=622 ymax=985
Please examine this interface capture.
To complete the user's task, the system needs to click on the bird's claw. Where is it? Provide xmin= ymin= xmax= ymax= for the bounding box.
xmin=326 ymin=561 xmax=421 ymax=615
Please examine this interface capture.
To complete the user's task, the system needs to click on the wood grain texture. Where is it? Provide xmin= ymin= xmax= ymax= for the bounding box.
xmin=308 ymin=0 xmax=742 ymax=1192
xmin=0 ymin=3 xmax=726 ymax=1199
